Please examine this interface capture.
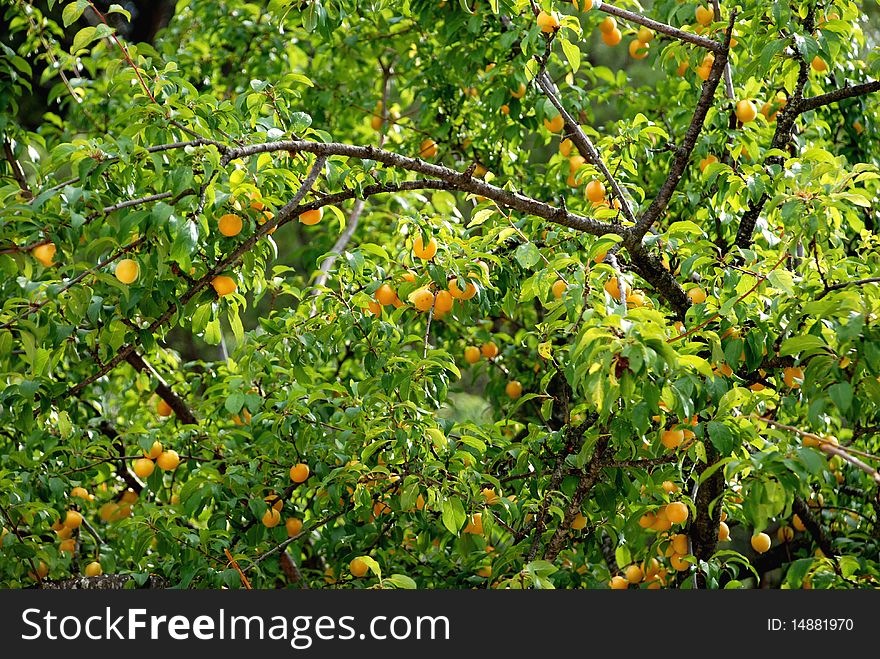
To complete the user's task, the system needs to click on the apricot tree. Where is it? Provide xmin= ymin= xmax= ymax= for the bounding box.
xmin=1 ymin=0 xmax=879 ymax=589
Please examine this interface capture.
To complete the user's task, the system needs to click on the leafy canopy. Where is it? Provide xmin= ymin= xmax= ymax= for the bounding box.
xmin=0 ymin=0 xmax=879 ymax=590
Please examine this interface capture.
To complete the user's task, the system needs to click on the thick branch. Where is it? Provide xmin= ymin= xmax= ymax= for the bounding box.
xmin=124 ymin=352 xmax=198 ymax=425
xmin=596 ymin=2 xmax=723 ymax=53
xmin=223 ymin=140 xmax=615 ymax=236
xmin=543 ymin=437 xmax=609 ymax=562
xmin=632 ymin=11 xmax=735 ymax=239
xmin=689 ymin=443 xmax=724 ymax=588
xmin=792 ymin=495 xmax=835 ymax=557
xmin=800 ymin=80 xmax=880 ymax=113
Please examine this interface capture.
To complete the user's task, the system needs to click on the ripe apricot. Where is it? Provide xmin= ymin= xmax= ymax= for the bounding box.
xmin=218 ymin=213 xmax=243 ymax=237
xmin=609 ymin=575 xmax=628 ymax=589
xmin=464 ymin=513 xmax=483 ymax=535
xmin=63 ymin=510 xmax=83 ymax=529
xmin=286 ymin=517 xmax=303 ymax=537
xmin=481 ymin=342 xmax=499 ymax=359
xmin=662 ymin=481 xmax=680 ymax=494
xmin=543 ymin=113 xmax=565 ymax=133
xmin=537 ymin=10 xmax=560 ymax=33
xmin=626 ymin=290 xmax=646 ymax=308
xmin=505 ymin=380 xmax=523 ymax=399
xmin=419 ymin=138 xmax=438 ymax=159
xmin=783 ymin=366 xmax=804 ymax=388
xmin=375 ymin=284 xmax=398 ymax=306
xmin=434 ymin=290 xmax=454 ymax=314
xmin=735 ymin=99 xmax=758 ymax=124
xmin=718 ymin=521 xmax=730 ymax=541
xmin=84 ymin=561 xmax=103 ymax=577
xmin=290 ymin=463 xmax=310 ymax=483
xmin=586 ymin=179 xmax=606 ymax=203
xmin=598 ymin=17 xmax=616 ymax=33
xmin=133 ymin=458 xmax=155 ymax=479
xmin=70 ymin=486 xmax=90 ymax=500
xmin=410 ymin=287 xmax=435 ymax=312
xmin=637 ymin=27 xmax=654 ymax=43
xmin=695 ymin=5 xmax=714 ymax=25
xmin=811 ymin=56 xmax=828 ymax=72
xmin=671 ymin=533 xmax=689 ymax=554
xmin=211 ymin=275 xmax=237 ymax=296
xmin=624 ymin=564 xmax=643 ymax=583
xmin=604 ymin=277 xmax=621 ymax=300
xmin=571 ymin=513 xmax=587 ymax=530
xmin=115 ymin=259 xmax=139 ymax=284
xmin=629 ymin=39 xmax=649 ymax=60
xmin=602 ymin=27 xmax=622 ymax=46
xmin=661 ymin=429 xmax=685 ymax=450
xmin=262 ymin=508 xmax=281 ymax=528
xmin=792 ymin=514 xmax=806 ymax=532
xmin=350 ymin=557 xmax=370 ymax=577
xmin=299 ymin=208 xmax=323 ymax=225
xmin=687 ymin=287 xmax=707 ymax=304
xmin=265 ymin=493 xmax=284 ymax=512
xmin=448 ymin=277 xmax=477 ymax=300
xmin=700 ymin=154 xmax=718 ymax=172
xmin=413 ymin=235 xmax=438 ymax=260
xmin=157 ymin=399 xmax=172 ymax=417
xmin=552 ymin=279 xmax=567 ymax=299
xmin=666 ymin=502 xmax=689 ymax=524
xmin=144 ymin=441 xmax=163 ymax=459
xmin=32 ymin=242 xmax=57 ymax=267
xmin=751 ymin=532 xmax=771 ymax=553
xmin=778 ymin=526 xmax=794 ymax=543
xmin=639 ymin=511 xmax=656 ymax=528
xmin=157 ymin=450 xmax=180 ymax=471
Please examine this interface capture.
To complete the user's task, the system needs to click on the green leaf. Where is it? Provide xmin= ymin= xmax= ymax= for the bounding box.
xmin=62 ymin=0 xmax=88 ymax=27
xmin=827 ymin=382 xmax=852 ymax=413
xmin=385 ymin=574 xmax=417 ymax=589
xmin=440 ymin=496 xmax=466 ymax=535
xmin=779 ymin=335 xmax=828 ymax=357
xmin=560 ymin=38 xmax=581 ymax=73
xmin=71 ymin=26 xmax=97 ymax=53
xmin=515 ymin=242 xmax=541 ymax=269
xmin=767 ymin=270 xmax=795 ymax=295
xmin=707 ymin=421 xmax=739 ymax=455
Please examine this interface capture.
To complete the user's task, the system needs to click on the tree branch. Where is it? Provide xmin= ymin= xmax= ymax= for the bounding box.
xmin=543 ymin=436 xmax=609 ymax=562
xmin=124 ymin=351 xmax=198 ymax=425
xmin=792 ymin=495 xmax=835 ymax=557
xmin=222 ymin=140 xmax=615 ymax=236
xmin=535 ymin=72 xmax=638 ymax=226
xmin=816 ymin=276 xmax=880 ymax=299
xmin=596 ymin=2 xmax=723 ymax=52
xmin=800 ymin=80 xmax=880 ymax=113
xmin=3 ymin=137 xmax=32 ymax=198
